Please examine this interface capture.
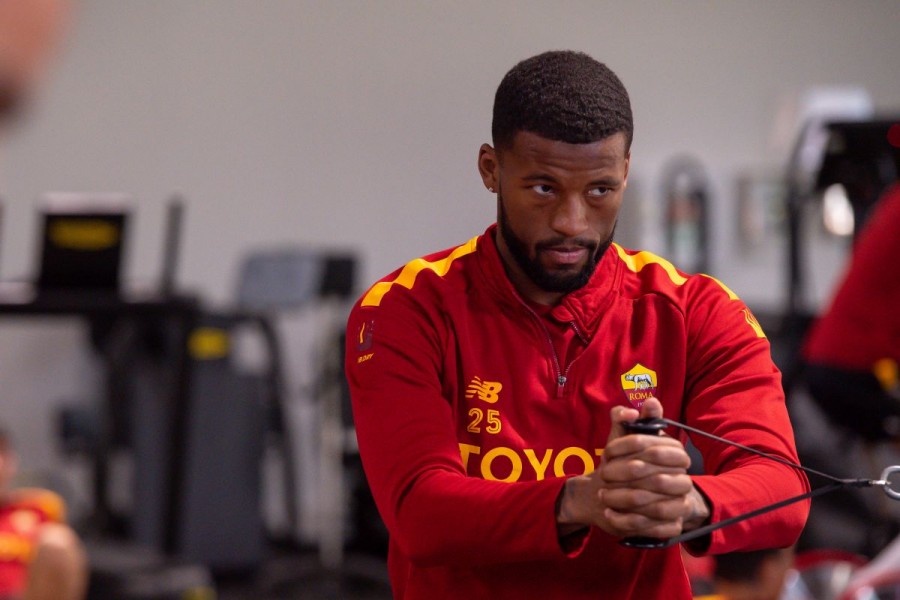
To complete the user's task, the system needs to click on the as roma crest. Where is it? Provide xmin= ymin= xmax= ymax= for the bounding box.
xmin=620 ymin=363 xmax=658 ymax=409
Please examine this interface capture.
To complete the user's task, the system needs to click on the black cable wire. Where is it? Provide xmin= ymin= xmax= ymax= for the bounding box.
xmin=657 ymin=417 xmax=874 ymax=487
xmin=623 ymin=482 xmax=850 ymax=549
xmin=620 ymin=417 xmax=884 ymax=549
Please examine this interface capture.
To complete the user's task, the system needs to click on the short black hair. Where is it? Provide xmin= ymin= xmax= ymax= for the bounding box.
xmin=714 ymin=549 xmax=781 ymax=583
xmin=491 ymin=50 xmax=633 ymax=151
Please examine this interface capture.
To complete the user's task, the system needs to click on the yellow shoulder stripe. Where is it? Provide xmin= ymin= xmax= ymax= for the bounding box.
xmin=700 ymin=276 xmax=765 ymax=338
xmin=613 ymin=243 xmax=687 ymax=285
xmin=362 ymin=236 xmax=479 ymax=307
xmin=613 ymin=244 xmax=765 ymax=338
xmin=700 ymin=274 xmax=738 ymax=300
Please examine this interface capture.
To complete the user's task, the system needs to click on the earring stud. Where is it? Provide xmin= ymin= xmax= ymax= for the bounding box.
xmin=488 ymin=187 xmax=495 ymax=193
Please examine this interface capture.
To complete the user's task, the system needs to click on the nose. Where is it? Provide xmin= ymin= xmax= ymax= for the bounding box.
xmin=550 ymin=194 xmax=589 ymax=238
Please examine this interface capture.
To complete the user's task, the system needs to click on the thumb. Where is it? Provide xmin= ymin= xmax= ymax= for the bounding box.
xmin=607 ymin=404 xmax=640 ymax=443
xmin=607 ymin=397 xmax=665 ymax=443
xmin=640 ymin=396 xmax=664 ymax=421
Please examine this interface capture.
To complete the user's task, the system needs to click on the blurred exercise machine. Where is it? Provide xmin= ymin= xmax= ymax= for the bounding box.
xmin=785 ymin=119 xmax=900 ymax=316
xmin=228 ymin=248 xmax=391 ymax=597
xmin=764 ymin=118 xmax=900 ymax=390
xmin=774 ymin=117 xmax=900 ymax=558
xmin=662 ymin=156 xmax=710 ymax=276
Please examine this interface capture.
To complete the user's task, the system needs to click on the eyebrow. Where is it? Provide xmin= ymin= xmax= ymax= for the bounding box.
xmin=587 ymin=177 xmax=622 ymax=187
xmin=521 ymin=173 xmax=622 ymax=187
xmin=521 ymin=173 xmax=560 ymax=183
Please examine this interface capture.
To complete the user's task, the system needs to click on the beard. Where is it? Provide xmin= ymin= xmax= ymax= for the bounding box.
xmin=497 ymin=191 xmax=614 ymax=294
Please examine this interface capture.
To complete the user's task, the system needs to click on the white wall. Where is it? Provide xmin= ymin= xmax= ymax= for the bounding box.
xmin=1 ymin=1 xmax=899 ymax=473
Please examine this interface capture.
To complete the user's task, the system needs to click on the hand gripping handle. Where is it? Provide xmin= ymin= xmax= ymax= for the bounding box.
xmin=619 ymin=418 xmax=674 ymax=549
xmin=615 ymin=420 xmax=900 ymax=550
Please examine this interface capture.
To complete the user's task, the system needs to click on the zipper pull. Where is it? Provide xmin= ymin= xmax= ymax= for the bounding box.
xmin=556 ymin=375 xmax=567 ymax=397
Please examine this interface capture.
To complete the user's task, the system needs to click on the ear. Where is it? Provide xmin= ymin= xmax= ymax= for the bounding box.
xmin=622 ymin=151 xmax=631 ymax=190
xmin=478 ymin=143 xmax=500 ymax=192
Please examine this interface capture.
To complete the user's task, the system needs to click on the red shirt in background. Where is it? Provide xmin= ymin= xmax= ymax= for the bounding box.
xmin=804 ymin=184 xmax=900 ymax=371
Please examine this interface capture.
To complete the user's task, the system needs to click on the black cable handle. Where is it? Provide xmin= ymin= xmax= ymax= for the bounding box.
xmin=619 ymin=417 xmax=896 ymax=549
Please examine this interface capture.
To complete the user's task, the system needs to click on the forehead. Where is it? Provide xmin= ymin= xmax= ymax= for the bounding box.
xmin=500 ymin=131 xmax=628 ymax=173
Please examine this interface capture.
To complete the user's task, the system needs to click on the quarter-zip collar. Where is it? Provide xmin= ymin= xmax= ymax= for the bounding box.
xmin=475 ymin=224 xmax=621 ymax=338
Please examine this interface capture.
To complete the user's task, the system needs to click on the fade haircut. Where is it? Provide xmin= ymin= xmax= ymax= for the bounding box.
xmin=491 ymin=50 xmax=633 ymax=152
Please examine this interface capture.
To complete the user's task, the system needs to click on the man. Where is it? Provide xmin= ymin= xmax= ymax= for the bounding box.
xmin=346 ymin=50 xmax=809 ymax=599
xmin=0 ymin=430 xmax=86 ymax=600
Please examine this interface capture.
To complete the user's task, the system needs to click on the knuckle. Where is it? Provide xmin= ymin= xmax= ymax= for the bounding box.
xmin=607 ymin=489 xmax=635 ymax=510
xmin=634 ymin=489 xmax=656 ymax=507
xmin=627 ymin=459 xmax=647 ymax=477
xmin=644 ymin=445 xmax=666 ymax=460
xmin=648 ymin=518 xmax=683 ymax=539
xmin=599 ymin=465 xmax=621 ymax=483
xmin=646 ymin=501 xmax=678 ymax=521
xmin=648 ymin=473 xmax=671 ymax=488
xmin=651 ymin=472 xmax=690 ymax=490
xmin=619 ymin=514 xmax=646 ymax=532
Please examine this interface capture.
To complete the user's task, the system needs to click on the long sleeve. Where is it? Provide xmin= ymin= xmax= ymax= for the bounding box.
xmin=346 ymin=293 xmax=575 ymax=567
xmin=683 ymin=279 xmax=810 ymax=553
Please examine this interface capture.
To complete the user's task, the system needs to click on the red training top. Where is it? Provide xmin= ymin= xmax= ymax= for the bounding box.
xmin=346 ymin=225 xmax=809 ymax=600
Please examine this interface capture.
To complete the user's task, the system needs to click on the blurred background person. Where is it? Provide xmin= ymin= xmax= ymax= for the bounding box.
xmin=800 ymin=181 xmax=900 ymax=556
xmin=0 ymin=2 xmax=87 ymax=597
xmin=0 ymin=0 xmax=70 ymax=130
xmin=0 ymin=428 xmax=86 ymax=600
xmin=803 ymin=182 xmax=900 ymax=443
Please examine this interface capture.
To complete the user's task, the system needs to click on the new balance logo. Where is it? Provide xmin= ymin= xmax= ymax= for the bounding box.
xmin=465 ymin=376 xmax=502 ymax=404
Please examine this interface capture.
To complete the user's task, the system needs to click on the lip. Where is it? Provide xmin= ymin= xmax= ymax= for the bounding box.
xmin=542 ymin=246 xmax=588 ymax=265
